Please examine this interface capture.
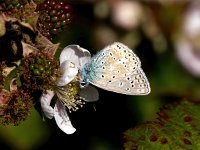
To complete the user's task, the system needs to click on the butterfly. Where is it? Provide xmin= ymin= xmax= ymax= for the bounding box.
xmin=80 ymin=42 xmax=150 ymax=95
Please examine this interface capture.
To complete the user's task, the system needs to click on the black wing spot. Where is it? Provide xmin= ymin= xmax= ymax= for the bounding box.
xmin=139 ymin=84 xmax=144 ymax=88
xmin=117 ymin=45 xmax=121 ymax=49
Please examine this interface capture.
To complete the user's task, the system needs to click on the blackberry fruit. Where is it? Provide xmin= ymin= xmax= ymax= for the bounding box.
xmin=37 ymin=0 xmax=74 ymax=38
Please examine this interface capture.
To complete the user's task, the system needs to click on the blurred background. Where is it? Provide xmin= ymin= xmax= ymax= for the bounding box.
xmin=1 ymin=0 xmax=200 ymax=149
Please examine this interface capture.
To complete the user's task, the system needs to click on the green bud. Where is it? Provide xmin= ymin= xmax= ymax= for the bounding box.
xmin=33 ymin=69 xmax=40 ymax=75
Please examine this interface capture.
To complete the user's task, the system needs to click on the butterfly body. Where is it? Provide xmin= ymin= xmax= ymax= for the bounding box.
xmin=80 ymin=42 xmax=150 ymax=95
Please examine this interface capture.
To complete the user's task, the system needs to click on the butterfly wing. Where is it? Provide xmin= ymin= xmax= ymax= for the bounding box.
xmin=86 ymin=42 xmax=150 ymax=95
xmin=95 ymin=67 xmax=151 ymax=95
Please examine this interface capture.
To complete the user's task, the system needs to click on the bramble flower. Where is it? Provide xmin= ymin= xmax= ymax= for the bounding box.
xmin=40 ymin=45 xmax=99 ymax=134
xmin=0 ymin=0 xmax=99 ymax=134
xmin=0 ymin=0 xmax=98 ymax=134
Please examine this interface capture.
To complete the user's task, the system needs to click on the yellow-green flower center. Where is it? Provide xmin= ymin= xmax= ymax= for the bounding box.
xmin=56 ymin=77 xmax=85 ymax=112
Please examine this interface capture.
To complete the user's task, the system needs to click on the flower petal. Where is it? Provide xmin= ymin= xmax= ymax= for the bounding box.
xmin=57 ymin=60 xmax=78 ymax=86
xmin=176 ymin=38 xmax=200 ymax=76
xmin=22 ymin=42 xmax=38 ymax=57
xmin=79 ymin=85 xmax=99 ymax=102
xmin=60 ymin=45 xmax=91 ymax=68
xmin=183 ymin=3 xmax=200 ymax=38
xmin=40 ymin=90 xmax=55 ymax=119
xmin=54 ymin=101 xmax=76 ymax=134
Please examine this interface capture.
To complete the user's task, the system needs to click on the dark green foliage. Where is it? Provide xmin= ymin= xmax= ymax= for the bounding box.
xmin=124 ymin=100 xmax=200 ymax=150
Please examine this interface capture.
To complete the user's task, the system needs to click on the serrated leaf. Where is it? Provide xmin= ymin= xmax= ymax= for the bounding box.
xmin=124 ymin=100 xmax=200 ymax=150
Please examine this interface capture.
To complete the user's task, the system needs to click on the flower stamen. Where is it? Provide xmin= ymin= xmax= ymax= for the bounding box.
xmin=56 ymin=78 xmax=85 ymax=113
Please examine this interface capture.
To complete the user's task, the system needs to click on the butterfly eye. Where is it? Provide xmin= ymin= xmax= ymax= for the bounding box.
xmin=80 ymin=81 xmax=88 ymax=88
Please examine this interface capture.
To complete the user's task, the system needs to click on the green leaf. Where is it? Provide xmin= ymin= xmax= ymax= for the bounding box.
xmin=3 ymin=67 xmax=17 ymax=91
xmin=123 ymin=100 xmax=200 ymax=150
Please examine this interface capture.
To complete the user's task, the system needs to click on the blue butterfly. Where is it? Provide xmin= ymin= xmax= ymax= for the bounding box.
xmin=80 ymin=42 xmax=150 ymax=95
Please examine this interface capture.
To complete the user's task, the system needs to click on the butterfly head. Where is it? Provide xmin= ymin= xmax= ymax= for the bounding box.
xmin=79 ymin=63 xmax=90 ymax=88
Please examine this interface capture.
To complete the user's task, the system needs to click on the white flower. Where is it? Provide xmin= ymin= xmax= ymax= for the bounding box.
xmin=175 ymin=2 xmax=200 ymax=77
xmin=176 ymin=38 xmax=200 ymax=77
xmin=111 ymin=1 xmax=143 ymax=30
xmin=40 ymin=45 xmax=99 ymax=134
